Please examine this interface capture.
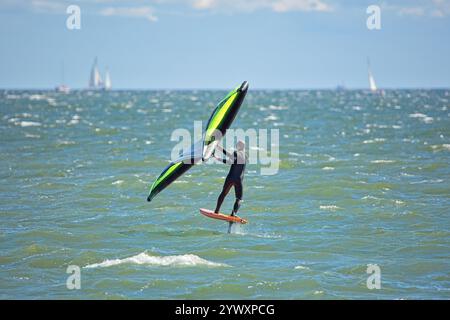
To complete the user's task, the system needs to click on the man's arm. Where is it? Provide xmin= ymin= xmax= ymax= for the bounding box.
xmin=216 ymin=144 xmax=234 ymax=159
xmin=214 ymin=145 xmax=234 ymax=164
xmin=213 ymin=152 xmax=228 ymax=164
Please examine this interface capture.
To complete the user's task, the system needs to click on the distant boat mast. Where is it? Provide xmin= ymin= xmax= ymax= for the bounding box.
xmin=61 ymin=61 xmax=65 ymax=85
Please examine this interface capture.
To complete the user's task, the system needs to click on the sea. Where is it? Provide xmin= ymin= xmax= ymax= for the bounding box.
xmin=0 ymin=89 xmax=449 ymax=299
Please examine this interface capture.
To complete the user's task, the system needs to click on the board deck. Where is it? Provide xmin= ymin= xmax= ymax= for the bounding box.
xmin=199 ymin=208 xmax=248 ymax=224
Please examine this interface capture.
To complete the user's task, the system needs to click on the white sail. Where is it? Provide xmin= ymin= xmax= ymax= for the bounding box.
xmin=96 ymin=68 xmax=103 ymax=87
xmin=104 ymin=69 xmax=112 ymax=90
xmin=368 ymin=69 xmax=377 ymax=92
xmin=367 ymin=59 xmax=377 ymax=92
xmin=89 ymin=57 xmax=103 ymax=89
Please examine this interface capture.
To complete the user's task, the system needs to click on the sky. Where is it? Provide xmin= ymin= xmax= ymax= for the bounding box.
xmin=0 ymin=0 xmax=449 ymax=89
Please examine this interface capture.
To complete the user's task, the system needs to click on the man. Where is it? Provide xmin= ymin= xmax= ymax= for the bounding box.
xmin=213 ymin=140 xmax=246 ymax=223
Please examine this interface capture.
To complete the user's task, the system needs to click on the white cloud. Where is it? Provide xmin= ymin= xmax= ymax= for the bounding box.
xmin=190 ymin=0 xmax=332 ymax=13
xmin=398 ymin=6 xmax=425 ymax=16
xmin=385 ymin=0 xmax=450 ymax=18
xmin=271 ymin=0 xmax=332 ymax=12
xmin=192 ymin=0 xmax=213 ymax=9
xmin=3 ymin=0 xmax=450 ymax=19
xmin=100 ymin=6 xmax=158 ymax=22
xmin=2 ymin=0 xmax=84 ymax=14
xmin=431 ymin=0 xmax=450 ymax=17
xmin=25 ymin=0 xmax=66 ymax=13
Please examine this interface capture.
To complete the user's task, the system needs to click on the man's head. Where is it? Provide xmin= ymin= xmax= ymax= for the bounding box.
xmin=237 ymin=139 xmax=245 ymax=151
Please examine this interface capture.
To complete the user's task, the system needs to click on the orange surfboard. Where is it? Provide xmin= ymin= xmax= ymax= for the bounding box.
xmin=199 ymin=208 xmax=248 ymax=224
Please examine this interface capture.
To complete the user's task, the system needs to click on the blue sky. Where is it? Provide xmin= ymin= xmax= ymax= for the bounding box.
xmin=0 ymin=0 xmax=449 ymax=89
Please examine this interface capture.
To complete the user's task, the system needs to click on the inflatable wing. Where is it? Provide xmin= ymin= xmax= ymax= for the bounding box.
xmin=147 ymin=81 xmax=249 ymax=202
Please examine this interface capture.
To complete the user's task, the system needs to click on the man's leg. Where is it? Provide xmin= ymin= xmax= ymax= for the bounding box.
xmin=231 ymin=181 xmax=243 ymax=216
xmin=215 ymin=180 xmax=233 ymax=213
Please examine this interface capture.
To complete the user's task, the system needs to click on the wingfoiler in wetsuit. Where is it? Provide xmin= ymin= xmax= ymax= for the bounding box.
xmin=214 ymin=145 xmax=246 ymax=216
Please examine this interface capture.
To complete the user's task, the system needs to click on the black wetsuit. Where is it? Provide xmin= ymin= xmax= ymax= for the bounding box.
xmin=214 ymin=149 xmax=246 ymax=215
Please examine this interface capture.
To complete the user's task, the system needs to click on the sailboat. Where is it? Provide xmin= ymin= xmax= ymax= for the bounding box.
xmin=367 ymin=58 xmax=378 ymax=93
xmin=88 ymin=57 xmax=112 ymax=90
xmin=55 ymin=61 xmax=70 ymax=93
xmin=104 ymin=68 xmax=112 ymax=91
xmin=89 ymin=57 xmax=103 ymax=90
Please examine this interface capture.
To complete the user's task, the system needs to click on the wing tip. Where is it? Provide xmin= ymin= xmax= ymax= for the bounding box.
xmin=239 ymin=81 xmax=249 ymax=93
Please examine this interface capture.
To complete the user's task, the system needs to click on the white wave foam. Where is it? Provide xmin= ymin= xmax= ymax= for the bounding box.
xmin=371 ymin=159 xmax=395 ymax=164
xmin=314 ymin=290 xmax=324 ymax=295
xmin=57 ymin=140 xmax=75 ymax=145
xmin=264 ymin=114 xmax=278 ymax=121
xmin=362 ymin=195 xmax=380 ymax=200
xmin=409 ymin=113 xmax=433 ymax=123
xmin=363 ymin=138 xmax=386 ymax=144
xmin=84 ymin=252 xmax=227 ymax=269
xmin=431 ymin=144 xmax=450 ymax=151
xmin=268 ymin=105 xmax=288 ymax=110
xmin=410 ymin=179 xmax=443 ymax=184
xmin=67 ymin=115 xmax=81 ymax=125
xmin=319 ymin=205 xmax=340 ymax=211
xmin=25 ymin=133 xmax=40 ymax=139
xmin=294 ymin=265 xmax=311 ymax=270
xmin=17 ymin=121 xmax=41 ymax=127
xmin=28 ymin=94 xmax=46 ymax=101
xmin=409 ymin=112 xmax=427 ymax=118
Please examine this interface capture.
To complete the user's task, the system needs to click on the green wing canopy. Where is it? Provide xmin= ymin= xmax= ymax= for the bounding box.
xmin=147 ymin=141 xmax=202 ymax=202
xmin=147 ymin=81 xmax=249 ymax=202
xmin=204 ymin=87 xmax=238 ymax=145
xmin=202 ymin=81 xmax=249 ymax=160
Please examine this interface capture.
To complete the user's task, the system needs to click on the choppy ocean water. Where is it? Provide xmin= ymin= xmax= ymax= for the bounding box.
xmin=0 ymin=89 xmax=449 ymax=299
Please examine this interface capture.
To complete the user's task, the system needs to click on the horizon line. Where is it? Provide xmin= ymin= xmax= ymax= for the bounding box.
xmin=1 ymin=86 xmax=450 ymax=91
